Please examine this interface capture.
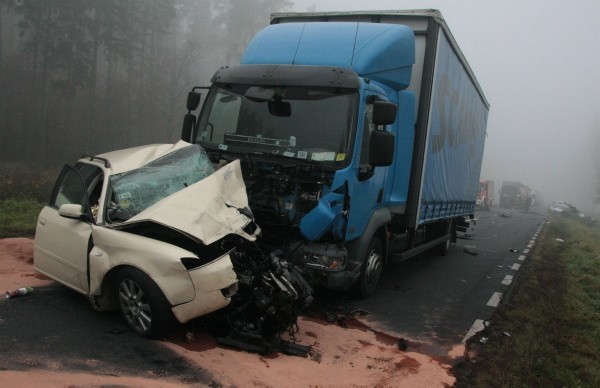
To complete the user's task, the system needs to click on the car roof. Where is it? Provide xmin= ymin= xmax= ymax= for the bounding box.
xmin=82 ymin=141 xmax=192 ymax=174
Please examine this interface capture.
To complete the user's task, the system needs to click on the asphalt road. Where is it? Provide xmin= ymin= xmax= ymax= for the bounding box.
xmin=0 ymin=207 xmax=545 ymax=378
xmin=0 ymin=283 xmax=212 ymax=384
xmin=313 ymin=208 xmax=546 ymax=350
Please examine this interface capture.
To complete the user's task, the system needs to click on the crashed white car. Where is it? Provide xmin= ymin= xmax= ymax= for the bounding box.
xmin=34 ymin=141 xmax=260 ymax=338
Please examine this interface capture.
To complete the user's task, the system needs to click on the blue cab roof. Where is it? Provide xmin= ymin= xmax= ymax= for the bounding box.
xmin=241 ymin=22 xmax=415 ymax=90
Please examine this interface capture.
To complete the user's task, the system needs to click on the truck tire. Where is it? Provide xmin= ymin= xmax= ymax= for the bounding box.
xmin=435 ymin=238 xmax=451 ymax=256
xmin=356 ymin=237 xmax=383 ymax=298
xmin=115 ymin=267 xmax=175 ymax=339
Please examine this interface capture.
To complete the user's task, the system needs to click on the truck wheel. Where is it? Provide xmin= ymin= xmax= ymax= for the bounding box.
xmin=115 ymin=267 xmax=175 ymax=338
xmin=356 ymin=237 xmax=383 ymax=298
xmin=435 ymin=238 xmax=451 ymax=256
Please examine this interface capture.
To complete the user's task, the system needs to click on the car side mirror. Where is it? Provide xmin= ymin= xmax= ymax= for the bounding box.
xmin=58 ymin=204 xmax=91 ymax=222
xmin=369 ymin=130 xmax=395 ymax=167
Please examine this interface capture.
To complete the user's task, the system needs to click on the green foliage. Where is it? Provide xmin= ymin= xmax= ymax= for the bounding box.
xmin=457 ymin=217 xmax=600 ymax=387
xmin=0 ymin=163 xmax=58 ymax=202
xmin=0 ymin=198 xmax=45 ymax=238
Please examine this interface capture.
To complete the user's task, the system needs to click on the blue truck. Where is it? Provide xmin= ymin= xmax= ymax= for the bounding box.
xmin=181 ymin=9 xmax=489 ymax=297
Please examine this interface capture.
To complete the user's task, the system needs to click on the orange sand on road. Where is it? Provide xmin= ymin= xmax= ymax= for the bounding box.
xmin=0 ymin=237 xmax=463 ymax=387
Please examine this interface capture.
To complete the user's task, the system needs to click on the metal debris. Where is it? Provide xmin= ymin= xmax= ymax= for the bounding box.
xmin=463 ymin=248 xmax=479 ymax=256
xmin=216 ymin=245 xmax=313 ymax=356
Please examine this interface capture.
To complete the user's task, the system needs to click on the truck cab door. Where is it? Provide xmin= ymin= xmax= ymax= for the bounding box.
xmin=344 ymin=93 xmax=392 ymax=241
xmin=34 ymin=165 xmax=99 ymax=294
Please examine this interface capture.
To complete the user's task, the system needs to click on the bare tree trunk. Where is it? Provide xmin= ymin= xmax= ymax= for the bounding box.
xmin=87 ymin=10 xmax=100 ymax=154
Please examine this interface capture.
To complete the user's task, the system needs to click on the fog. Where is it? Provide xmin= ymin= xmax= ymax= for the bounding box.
xmin=1 ymin=0 xmax=598 ymax=211
xmin=293 ymin=0 xmax=600 ymax=211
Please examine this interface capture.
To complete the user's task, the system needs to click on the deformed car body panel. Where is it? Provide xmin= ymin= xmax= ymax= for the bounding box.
xmin=119 ymin=159 xmax=258 ymax=245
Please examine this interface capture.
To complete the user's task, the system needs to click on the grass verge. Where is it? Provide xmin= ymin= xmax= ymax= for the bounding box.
xmin=455 ymin=217 xmax=600 ymax=387
xmin=0 ymin=199 xmax=45 ymax=238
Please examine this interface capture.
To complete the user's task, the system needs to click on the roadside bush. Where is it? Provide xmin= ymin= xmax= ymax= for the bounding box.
xmin=0 ymin=162 xmax=59 ymax=202
xmin=0 ymin=198 xmax=45 ymax=237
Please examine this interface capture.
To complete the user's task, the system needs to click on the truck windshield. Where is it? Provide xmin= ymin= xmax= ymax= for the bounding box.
xmin=196 ymin=84 xmax=357 ymax=163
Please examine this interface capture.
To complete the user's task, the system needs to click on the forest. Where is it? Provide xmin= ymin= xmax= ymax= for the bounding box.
xmin=0 ymin=0 xmax=297 ymax=167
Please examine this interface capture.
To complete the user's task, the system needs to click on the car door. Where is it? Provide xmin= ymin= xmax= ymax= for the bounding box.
xmin=34 ymin=165 xmax=95 ymax=294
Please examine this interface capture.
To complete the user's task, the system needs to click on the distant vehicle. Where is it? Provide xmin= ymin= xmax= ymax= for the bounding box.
xmin=476 ymin=180 xmax=494 ymax=209
xmin=499 ymin=181 xmax=531 ymax=210
xmin=548 ymin=201 xmax=569 ymax=214
xmin=548 ymin=201 xmax=596 ymax=225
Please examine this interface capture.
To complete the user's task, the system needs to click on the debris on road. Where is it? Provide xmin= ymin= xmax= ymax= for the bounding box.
xmin=555 ymin=238 xmax=565 ymax=243
xmin=509 ymin=248 xmax=519 ymax=253
xmin=463 ymin=248 xmax=479 ymax=256
xmin=502 ymin=331 xmax=511 ymax=337
xmin=479 ymin=337 xmax=488 ymax=344
xmin=216 ymin=246 xmax=314 ymax=356
xmin=106 ymin=326 xmax=129 ymax=335
xmin=4 ymin=286 xmax=33 ymax=299
xmin=499 ymin=213 xmax=510 ymax=218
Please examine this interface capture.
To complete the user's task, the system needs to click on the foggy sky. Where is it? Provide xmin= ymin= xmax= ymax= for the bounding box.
xmin=293 ymin=0 xmax=600 ymax=210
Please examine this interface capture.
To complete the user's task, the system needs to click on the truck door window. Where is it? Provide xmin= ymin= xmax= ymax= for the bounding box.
xmin=360 ymin=103 xmax=378 ymax=166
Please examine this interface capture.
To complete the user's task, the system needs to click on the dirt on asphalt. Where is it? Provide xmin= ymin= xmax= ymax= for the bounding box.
xmin=0 ymin=237 xmax=463 ymax=387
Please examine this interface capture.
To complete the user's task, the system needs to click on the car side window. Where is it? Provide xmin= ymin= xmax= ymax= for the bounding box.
xmin=50 ymin=165 xmax=91 ymax=211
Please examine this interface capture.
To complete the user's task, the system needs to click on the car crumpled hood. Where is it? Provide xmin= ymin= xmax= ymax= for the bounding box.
xmin=120 ymin=159 xmax=258 ymax=245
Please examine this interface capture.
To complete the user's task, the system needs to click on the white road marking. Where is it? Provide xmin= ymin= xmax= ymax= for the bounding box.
xmin=527 ymin=244 xmax=533 ymax=249
xmin=502 ymin=275 xmax=513 ymax=285
xmin=523 ymin=249 xmax=529 ymax=254
xmin=518 ymin=255 xmax=526 ymax=261
xmin=529 ymin=240 xmax=535 ymax=245
xmin=462 ymin=319 xmax=485 ymax=343
xmin=511 ymin=263 xmax=521 ymax=270
xmin=487 ymin=292 xmax=502 ymax=307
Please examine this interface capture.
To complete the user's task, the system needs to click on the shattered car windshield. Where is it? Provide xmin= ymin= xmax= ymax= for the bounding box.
xmin=195 ymin=84 xmax=357 ymax=163
xmin=107 ymin=145 xmax=214 ymax=222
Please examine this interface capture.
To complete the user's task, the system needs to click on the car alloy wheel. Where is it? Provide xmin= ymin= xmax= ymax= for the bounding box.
xmin=118 ymin=278 xmax=152 ymax=334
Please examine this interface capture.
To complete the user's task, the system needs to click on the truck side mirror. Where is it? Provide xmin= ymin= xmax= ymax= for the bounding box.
xmin=187 ymin=91 xmax=201 ymax=111
xmin=372 ymin=101 xmax=398 ymax=125
xmin=181 ymin=114 xmax=196 ymax=142
xmin=182 ymin=90 xmax=202 ymax=141
xmin=369 ymin=130 xmax=394 ymax=166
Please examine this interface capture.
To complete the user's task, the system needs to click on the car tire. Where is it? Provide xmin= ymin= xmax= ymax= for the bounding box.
xmin=115 ymin=267 xmax=175 ymax=338
xmin=355 ymin=237 xmax=383 ymax=299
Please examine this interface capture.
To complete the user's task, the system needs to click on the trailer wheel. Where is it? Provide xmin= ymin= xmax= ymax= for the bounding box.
xmin=356 ymin=237 xmax=383 ymax=298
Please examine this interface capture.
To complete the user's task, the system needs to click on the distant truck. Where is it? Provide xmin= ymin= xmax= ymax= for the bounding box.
xmin=476 ymin=180 xmax=495 ymax=209
xmin=182 ymin=10 xmax=489 ymax=296
xmin=499 ymin=181 xmax=531 ymax=210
